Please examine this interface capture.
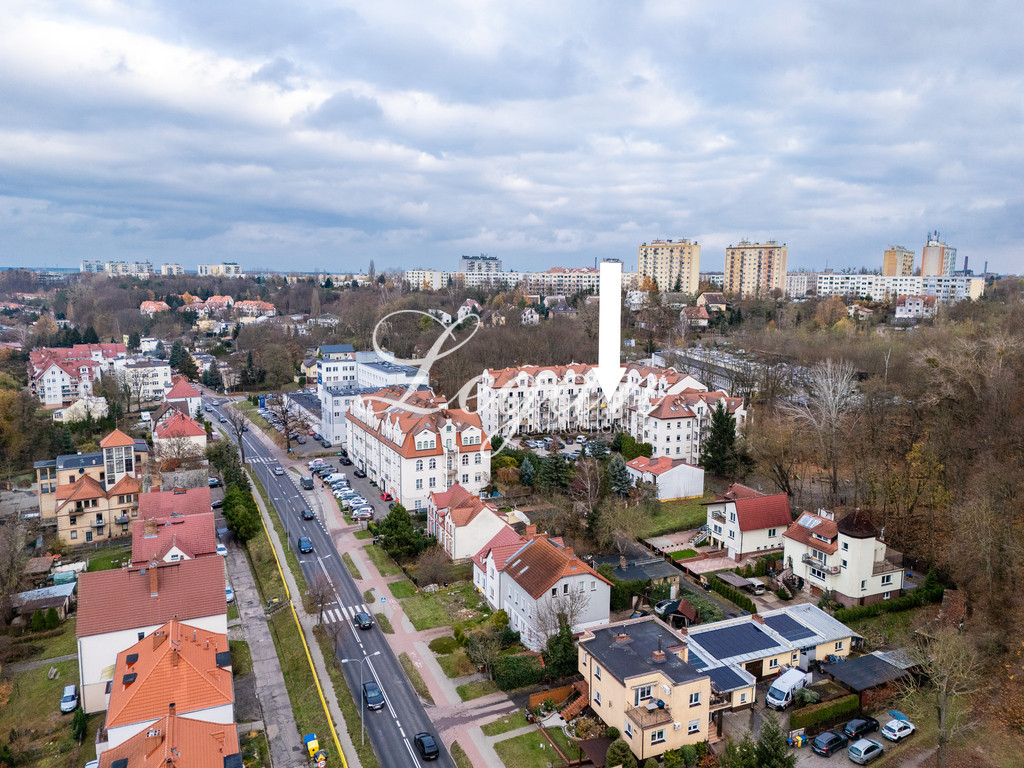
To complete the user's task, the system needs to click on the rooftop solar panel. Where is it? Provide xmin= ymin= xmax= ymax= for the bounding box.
xmin=707 ymin=665 xmax=748 ymax=692
xmin=764 ymin=613 xmax=817 ymax=642
xmin=690 ymin=622 xmax=780 ymax=661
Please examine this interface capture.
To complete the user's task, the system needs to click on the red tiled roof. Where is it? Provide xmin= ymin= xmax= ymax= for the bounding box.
xmin=106 ymin=619 xmax=232 ymax=730
xmin=733 ymin=494 xmax=792 ymax=532
xmin=165 ymin=376 xmax=201 ymax=401
xmin=76 ymin=557 xmax=226 ymax=638
xmin=716 ymin=483 xmax=761 ymax=501
xmin=131 ymin=513 xmax=217 ymax=565
xmin=138 ymin=487 xmax=212 ymax=518
xmin=504 ymin=538 xmax=611 ymax=599
xmin=471 ymin=525 xmax=524 ymax=570
xmin=55 ymin=474 xmax=106 ymax=502
xmin=98 ymin=709 xmax=240 ymax=768
xmin=101 ymin=429 xmax=136 ymax=448
xmin=154 ymin=411 xmax=206 ymax=439
xmin=626 ymin=456 xmax=692 ymax=476
xmin=782 ymin=512 xmax=839 ymax=554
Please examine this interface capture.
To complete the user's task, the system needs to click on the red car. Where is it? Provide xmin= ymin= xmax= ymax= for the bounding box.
xmin=380 ymin=492 xmax=393 ymax=501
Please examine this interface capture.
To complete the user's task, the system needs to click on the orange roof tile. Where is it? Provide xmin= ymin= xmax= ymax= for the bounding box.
xmin=783 ymin=511 xmax=839 ymax=554
xmin=77 ymin=557 xmax=226 ymax=638
xmin=154 ymin=412 xmax=207 ymax=439
xmin=55 ymin=474 xmax=106 ymax=502
xmin=165 ymin=377 xmax=201 ymax=401
xmin=101 ymin=429 xmax=136 ymax=448
xmin=98 ymin=709 xmax=240 ymax=768
xmin=626 ymin=456 xmax=692 ymax=476
xmin=132 ymin=513 xmax=217 ymax=565
xmin=138 ymin=487 xmax=212 ymax=518
xmin=504 ymin=538 xmax=611 ymax=599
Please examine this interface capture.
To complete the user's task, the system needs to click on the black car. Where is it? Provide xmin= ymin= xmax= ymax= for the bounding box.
xmin=362 ymin=680 xmax=384 ymax=711
xmin=413 ymin=732 xmax=439 ymax=761
xmin=843 ymin=717 xmax=881 ymax=741
xmin=353 ymin=469 xmax=367 ymax=478
xmin=811 ymin=730 xmax=849 ymax=757
xmin=301 ymin=509 xmax=315 ymax=520
xmin=298 ymin=536 xmax=313 ymax=554
xmin=210 ymin=499 xmax=224 ymax=509
xmin=352 ymin=611 xmax=374 ymax=630
xmin=339 ymin=457 xmax=353 ymax=466
xmin=338 ymin=447 xmax=348 ymax=457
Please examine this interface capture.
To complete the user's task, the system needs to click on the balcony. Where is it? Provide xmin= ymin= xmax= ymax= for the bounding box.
xmin=801 ymin=554 xmax=840 ymax=575
xmin=873 ymin=548 xmax=904 ymax=576
xmin=91 ymin=519 xmax=106 ymax=528
xmin=709 ymin=693 xmax=731 ymax=711
xmin=710 ymin=510 xmax=726 ymax=523
xmin=626 ymin=702 xmax=674 ymax=729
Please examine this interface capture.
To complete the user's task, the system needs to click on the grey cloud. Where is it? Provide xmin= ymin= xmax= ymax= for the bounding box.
xmin=305 ymin=90 xmax=383 ymax=127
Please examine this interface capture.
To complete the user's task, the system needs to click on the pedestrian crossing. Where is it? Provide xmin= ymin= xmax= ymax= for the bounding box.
xmin=322 ymin=602 xmax=374 ymax=624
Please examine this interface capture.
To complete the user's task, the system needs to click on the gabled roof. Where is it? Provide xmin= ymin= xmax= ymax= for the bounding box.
xmin=132 ymin=513 xmax=217 ymax=565
xmin=98 ymin=708 xmax=240 ymax=768
xmin=138 ymin=487 xmax=212 ymax=518
xmin=107 ymin=474 xmax=142 ymax=496
xmin=77 ymin=557 xmax=226 ymax=638
xmin=783 ymin=511 xmax=839 ymax=554
xmin=471 ymin=525 xmax=527 ymax=570
xmin=165 ymin=377 xmax=201 ymax=401
xmin=504 ymin=538 xmax=610 ymax=599
xmin=55 ymin=474 xmax=106 ymax=502
xmin=101 ymin=429 xmax=137 ymax=448
xmin=733 ymin=493 xmax=792 ymax=532
xmin=430 ymin=483 xmax=497 ymax=527
xmin=107 ymin=619 xmax=232 ymax=730
xmin=154 ymin=412 xmax=207 ymax=439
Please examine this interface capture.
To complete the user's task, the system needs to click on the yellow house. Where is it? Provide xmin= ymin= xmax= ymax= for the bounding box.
xmin=578 ymin=618 xmax=714 ymax=761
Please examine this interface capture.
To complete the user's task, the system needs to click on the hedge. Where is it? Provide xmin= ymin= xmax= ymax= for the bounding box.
xmin=834 ymin=578 xmax=943 ymax=623
xmin=492 ymin=654 xmax=544 ymax=690
xmin=789 ymin=693 xmax=860 ymax=731
xmin=707 ymin=575 xmax=756 ymax=614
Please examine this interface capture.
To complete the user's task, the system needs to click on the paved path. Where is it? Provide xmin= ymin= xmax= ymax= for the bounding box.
xmin=7 ymin=652 xmax=77 ymax=673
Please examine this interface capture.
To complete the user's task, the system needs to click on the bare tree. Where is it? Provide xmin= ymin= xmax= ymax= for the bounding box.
xmin=747 ymin=411 xmax=808 ymax=500
xmin=785 ymin=358 xmax=856 ymax=507
xmin=267 ymin=394 xmax=308 ymax=453
xmin=306 ymin=574 xmax=334 ymax=625
xmin=900 ymin=629 xmax=982 ymax=768
xmin=415 ymin=546 xmax=450 ymax=587
xmin=593 ymin=498 xmax=648 ymax=554
xmin=0 ymin=520 xmax=27 ymax=625
xmin=535 ymin=584 xmax=593 ymax=639
xmin=568 ymin=457 xmax=602 ymax=520
xmin=223 ymin=406 xmax=251 ymax=466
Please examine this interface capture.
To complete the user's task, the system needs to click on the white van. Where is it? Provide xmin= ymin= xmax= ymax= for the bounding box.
xmin=325 ymin=473 xmax=346 ymax=484
xmin=766 ymin=668 xmax=807 ymax=710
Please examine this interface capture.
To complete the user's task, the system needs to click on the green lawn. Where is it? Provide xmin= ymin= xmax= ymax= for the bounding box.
xmin=482 ymin=710 xmax=530 ymax=736
xmin=400 ymin=593 xmax=450 ymax=630
xmin=494 ymin=729 xmax=567 ymax=768
xmin=12 ymin=618 xmax=78 ymax=660
xmin=374 ymin=612 xmax=394 ymax=633
xmin=545 ymin=726 xmax=578 ymax=759
xmin=670 ymin=548 xmax=699 ymax=560
xmin=227 ymin=602 xmax=239 ymax=621
xmin=437 ymin=649 xmax=477 ymax=678
xmin=229 ymin=639 xmax=253 ymax=678
xmin=428 ymin=636 xmax=459 ymax=654
xmin=363 ymin=589 xmax=375 ymax=603
xmin=450 ymin=741 xmax=473 ymax=768
xmin=353 ymin=529 xmax=374 ymax=540
xmin=85 ymin=543 xmax=132 ymax=571
xmin=342 ymin=552 xmax=362 ymax=579
xmin=364 ymin=545 xmax=402 ymax=577
xmin=399 ymin=652 xmax=434 ymax=704
xmin=388 ymin=579 xmax=417 ymax=598
xmin=642 ymin=492 xmax=714 ymax=537
xmin=456 ymin=679 xmax=499 ymax=701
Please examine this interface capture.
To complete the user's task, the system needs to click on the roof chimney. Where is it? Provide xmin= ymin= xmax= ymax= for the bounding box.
xmin=144 ymin=518 xmax=159 ymax=538
xmin=173 ymin=487 xmax=186 ymax=495
xmin=652 ymin=635 xmax=666 ymax=663
xmin=145 ymin=728 xmax=163 ymax=752
xmin=150 ymin=564 xmax=159 ymax=596
xmin=751 ymin=613 xmax=764 ymax=624
xmin=171 ymin=647 xmax=178 ymax=667
xmin=153 ymin=629 xmax=167 ymax=650
xmin=614 ymin=632 xmax=631 ymax=644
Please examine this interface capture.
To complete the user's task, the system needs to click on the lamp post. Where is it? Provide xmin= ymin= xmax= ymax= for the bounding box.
xmin=341 ymin=651 xmax=381 ymax=745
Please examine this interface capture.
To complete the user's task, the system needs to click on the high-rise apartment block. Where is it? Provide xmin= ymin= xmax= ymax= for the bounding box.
xmin=159 ymin=263 xmax=184 ymax=276
xmin=882 ymin=246 xmax=915 ymax=277
xmin=723 ymin=240 xmax=787 ymax=297
xmin=459 ymin=254 xmax=503 ymax=273
xmin=920 ymin=232 xmax=956 ymax=277
xmin=197 ymin=262 xmax=243 ymax=277
xmin=637 ymin=239 xmax=701 ymax=292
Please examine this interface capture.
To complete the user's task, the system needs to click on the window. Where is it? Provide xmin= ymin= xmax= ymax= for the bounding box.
xmin=651 ymin=729 xmax=665 ymax=745
xmin=883 ymin=591 xmax=891 ymax=600
xmin=415 ymin=479 xmax=423 ymax=489
xmin=739 ymin=692 xmax=747 ymax=704
xmin=462 ymin=474 xmax=469 ymax=483
xmin=416 ymin=460 xmax=423 ymax=471
xmin=593 ymin=691 xmax=601 ymax=706
xmin=590 ymin=580 xmax=596 ymax=591
xmin=689 ymin=692 xmax=701 ymax=707
xmin=769 ymin=657 xmax=779 ymax=669
xmin=634 ymin=684 xmax=653 ymax=705
xmin=429 ymin=458 xmax=436 ymax=470
xmin=841 ymin=559 xmax=848 ymax=569
xmin=70 ymin=531 xmax=77 ymax=540
xmin=594 ymin=666 xmax=601 ymax=680
xmin=860 ymin=580 xmax=867 ymax=591
xmin=728 ymin=530 xmax=735 ymax=539
xmin=834 ymin=641 xmax=844 ymax=651
xmin=810 ymin=567 xmax=826 ymax=581
xmin=842 ymin=541 xmax=849 ymax=551
xmin=475 ymin=453 xmax=482 ymax=464
xmin=768 ymin=528 xmax=777 ymax=537
xmin=688 ymin=719 xmax=700 ymax=734
xmin=462 ymin=455 xmax=469 ymax=466
xmin=624 ymin=721 xmax=632 ymax=738
xmin=881 ymin=574 xmax=893 ymax=586
xmin=429 ymin=478 xmax=436 ymax=488
xmin=729 ymin=512 xmax=736 ymax=522
xmin=551 ymin=588 xmax=557 ymax=597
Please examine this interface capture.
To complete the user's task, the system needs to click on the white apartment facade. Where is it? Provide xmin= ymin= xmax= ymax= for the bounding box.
xmin=197 ymin=263 xmax=243 ymax=277
xmin=122 ymin=361 xmax=173 ymax=403
xmin=628 ymin=390 xmax=745 ymax=465
xmin=159 ymin=263 xmax=184 ymax=276
xmin=895 ymin=295 xmax=937 ymax=320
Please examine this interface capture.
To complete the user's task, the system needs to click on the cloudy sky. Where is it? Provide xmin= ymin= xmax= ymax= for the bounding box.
xmin=1 ymin=1 xmax=1021 ymax=274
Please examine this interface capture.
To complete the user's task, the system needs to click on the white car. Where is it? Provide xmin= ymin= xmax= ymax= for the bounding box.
xmin=226 ymin=586 xmax=235 ymax=604
xmin=881 ymin=719 xmax=915 ymax=742
xmin=216 ymin=544 xmax=228 ymax=557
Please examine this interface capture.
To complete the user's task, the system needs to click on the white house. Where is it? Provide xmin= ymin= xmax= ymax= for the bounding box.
xmin=625 ymin=456 xmax=704 ymax=501
xmin=629 ymin=389 xmax=746 ymax=465
xmin=122 ymin=360 xmax=173 ymax=403
xmin=101 ymin=620 xmax=233 ymax=752
xmin=705 ymin=484 xmax=792 ymax=560
xmin=163 ymin=376 xmax=202 ymax=416
xmin=426 ymin=484 xmax=507 ymax=561
xmin=457 ymin=299 xmax=482 ymax=323
xmin=152 ymin=411 xmax=208 ymax=458
xmin=52 ymin=396 xmax=109 ymax=423
xmin=501 ymin=537 xmax=612 ymax=652
xmin=316 ymin=344 xmax=356 ymax=387
xmin=520 ymin=307 xmax=540 ymax=325
xmin=783 ymin=508 xmax=904 ymax=608
xmin=130 ymin=513 xmax=218 ymax=566
xmin=346 ymin=386 xmax=491 ymax=512
xmin=75 ymin=557 xmax=227 ymax=713
xmin=895 ymin=294 xmax=937 ymax=320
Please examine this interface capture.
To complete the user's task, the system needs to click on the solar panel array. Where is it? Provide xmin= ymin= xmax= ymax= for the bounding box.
xmin=763 ymin=613 xmax=817 ymax=642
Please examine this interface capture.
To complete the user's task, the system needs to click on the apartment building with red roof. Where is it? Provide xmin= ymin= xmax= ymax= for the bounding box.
xmin=139 ymin=300 xmax=171 ymax=315
xmin=471 ymin=524 xmax=563 ymax=610
xmin=131 ymin=513 xmax=218 ymax=566
xmin=102 ymin=620 xmax=233 ymax=750
xmin=153 ymin=412 xmax=208 ymax=464
xmin=233 ymin=299 xmax=275 ymax=317
xmin=704 ymin=484 xmax=792 ymax=560
xmin=98 ymin=707 xmax=241 ymax=768
xmin=163 ymin=376 xmax=202 ymax=415
xmin=138 ymin=487 xmax=212 ymax=518
xmin=346 ymin=386 xmax=491 ymax=512
xmin=629 ymin=389 xmax=746 ymax=465
xmin=426 ymin=483 xmax=507 ymax=560
xmin=76 ymin=557 xmax=227 ymax=713
xmin=29 ymin=343 xmax=127 ymax=406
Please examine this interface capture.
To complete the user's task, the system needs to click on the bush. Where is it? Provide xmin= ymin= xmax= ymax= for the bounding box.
xmin=605 ymin=739 xmax=637 ymax=768
xmin=790 ymin=693 xmax=860 ymax=731
xmin=707 ymin=576 xmax=756 ymax=614
xmin=44 ymin=608 xmax=60 ymax=630
xmin=453 ymin=626 xmax=466 ymax=646
xmin=794 ymin=687 xmax=821 ymax=706
xmin=30 ymin=611 xmax=45 ymax=631
xmin=605 ymin=726 xmax=619 ymax=740
xmin=644 ymin=759 xmax=659 ymax=768
xmin=775 ymin=586 xmax=792 ymax=600
xmin=429 ymin=636 xmax=459 ymax=655
xmin=71 ymin=708 xmax=87 ymax=741
xmin=834 ymin=575 xmax=943 ymax=623
xmin=492 ymin=654 xmax=544 ymax=690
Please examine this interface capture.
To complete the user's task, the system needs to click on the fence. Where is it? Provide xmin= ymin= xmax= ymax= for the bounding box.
xmin=529 ymin=683 xmax=577 ymax=709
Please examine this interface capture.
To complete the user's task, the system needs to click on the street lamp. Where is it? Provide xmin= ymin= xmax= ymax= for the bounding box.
xmin=341 ymin=651 xmax=381 ymax=745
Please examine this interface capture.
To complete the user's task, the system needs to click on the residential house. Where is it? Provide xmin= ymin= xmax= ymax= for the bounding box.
xmin=472 ymin=525 xmax=544 ymax=609
xmin=625 ymin=456 xmax=704 ymax=501
xmin=549 ymin=299 xmax=577 ymax=318
xmin=426 ymin=484 xmax=507 ymax=561
xmin=122 ymin=360 xmax=173 ymax=404
xmin=502 ymin=537 xmax=611 ymax=651
xmin=895 ymin=294 xmax=937 ymax=320
xmin=52 ymin=396 xmax=109 ymax=423
xmin=153 ymin=412 xmax=208 ymax=462
xmin=14 ymin=582 xmax=77 ymax=621
xmin=630 ymin=389 xmax=746 ymax=465
xmin=316 ymin=344 xmax=356 ymax=387
xmin=347 ymin=386 xmax=490 ymax=512
xmin=783 ymin=509 xmax=904 ymax=607
xmin=680 ymin=306 xmax=710 ymax=328
xmin=131 ymin=513 xmax=218 ymax=566
xmin=138 ymin=486 xmax=212 ymax=518
xmin=705 ymin=484 xmax=792 ymax=560
xmin=163 ymin=376 xmax=202 ymax=416
xmin=457 ymin=299 xmax=482 ymax=323
xmin=76 ymin=556 xmax=227 ymax=713
xmin=202 ymin=296 xmax=234 ymax=315
xmin=592 ymin=550 xmax=682 ymax=596
xmin=29 ymin=343 xmax=127 ymax=407
xmin=577 ymin=618 xmax=714 ymax=761
xmin=520 ymin=307 xmax=540 ymax=325
xmin=139 ymin=301 xmax=170 ymax=316
xmin=97 ymin=706 xmax=241 ymax=768
xmin=102 ymin=620 xmax=233 ymax=751
xmin=427 ymin=308 xmax=453 ymax=325
xmin=696 ymin=293 xmax=727 ymax=313
xmin=234 ymin=300 xmax=275 ymax=317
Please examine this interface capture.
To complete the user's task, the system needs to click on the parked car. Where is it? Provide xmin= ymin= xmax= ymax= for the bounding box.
xmin=352 ymin=611 xmax=374 ymax=630
xmin=302 ymin=509 xmax=315 ymax=520
xmin=354 ymin=469 xmax=367 ymax=478
xmin=296 ymin=436 xmax=306 ymax=444
xmin=211 ymin=498 xmax=224 ymax=509
xmin=301 ymin=477 xmax=314 ymax=490
xmin=881 ymin=719 xmax=915 ymax=742
xmin=298 ymin=536 xmax=313 ymax=554
xmin=208 ymin=477 xmax=222 ymax=487
xmin=362 ymin=680 xmax=385 ymax=711
xmin=322 ymin=440 xmax=333 ymax=448
xmin=810 ymin=730 xmax=848 ymax=757
xmin=848 ymin=739 xmax=884 ymax=765
xmin=576 ymin=435 xmax=586 ymax=444
xmin=59 ymin=684 xmax=78 ymax=713
xmin=225 ymin=586 xmax=235 ymax=604
xmin=380 ymin=492 xmax=393 ymax=501
xmin=218 ymin=416 xmax=227 ymax=423
xmin=216 ymin=544 xmax=228 ymax=557
xmin=843 ymin=717 xmax=880 ymax=741
xmin=414 ymin=732 xmax=439 ymax=761
xmin=351 ymin=510 xmax=373 ymax=521
xmin=339 ymin=456 xmax=352 ymax=465
xmin=338 ymin=447 xmax=348 ymax=457
xmin=308 ymin=428 xmax=317 ymax=436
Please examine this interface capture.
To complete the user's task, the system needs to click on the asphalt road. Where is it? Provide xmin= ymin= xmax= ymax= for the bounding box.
xmin=208 ymin=397 xmax=453 ymax=768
